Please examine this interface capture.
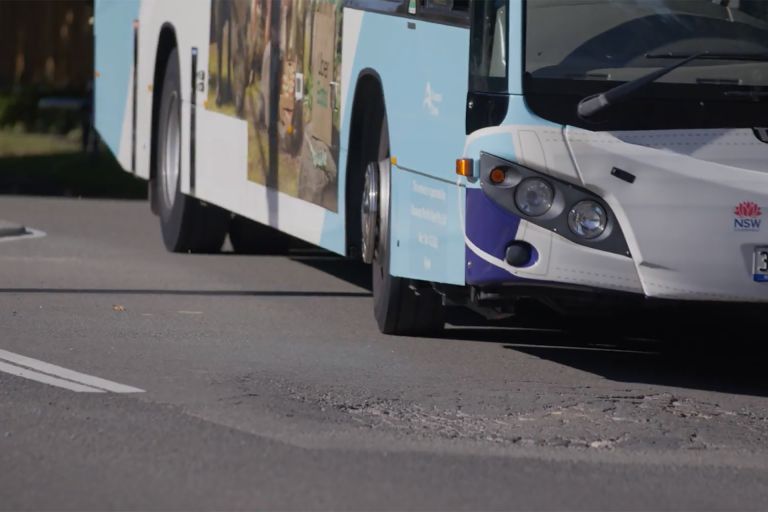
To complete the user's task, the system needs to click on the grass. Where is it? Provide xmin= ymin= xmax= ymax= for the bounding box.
xmin=0 ymin=129 xmax=82 ymax=157
xmin=0 ymin=129 xmax=147 ymax=199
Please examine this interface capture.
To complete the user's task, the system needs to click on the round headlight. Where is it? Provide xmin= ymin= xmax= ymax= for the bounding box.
xmin=568 ymin=201 xmax=607 ymax=239
xmin=514 ymin=178 xmax=554 ymax=217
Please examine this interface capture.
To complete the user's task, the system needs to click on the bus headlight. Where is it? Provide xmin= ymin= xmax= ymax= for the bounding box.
xmin=568 ymin=201 xmax=607 ymax=239
xmin=479 ymin=153 xmax=631 ymax=257
xmin=514 ymin=178 xmax=554 ymax=217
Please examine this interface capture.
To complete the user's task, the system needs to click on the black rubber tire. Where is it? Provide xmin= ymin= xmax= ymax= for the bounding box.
xmin=155 ymin=48 xmax=230 ymax=253
xmin=368 ymin=110 xmax=445 ymax=336
xmin=229 ymin=215 xmax=295 ymax=255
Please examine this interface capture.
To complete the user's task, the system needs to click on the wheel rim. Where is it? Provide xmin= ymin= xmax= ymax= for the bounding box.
xmin=162 ymin=92 xmax=181 ymax=209
xmin=361 ymin=162 xmax=379 ymax=265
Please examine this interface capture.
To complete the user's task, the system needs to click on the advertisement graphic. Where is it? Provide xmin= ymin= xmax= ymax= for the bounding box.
xmin=208 ymin=0 xmax=342 ymax=211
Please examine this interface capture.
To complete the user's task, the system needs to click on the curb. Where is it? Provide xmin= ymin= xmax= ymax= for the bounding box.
xmin=0 ymin=221 xmax=29 ymax=239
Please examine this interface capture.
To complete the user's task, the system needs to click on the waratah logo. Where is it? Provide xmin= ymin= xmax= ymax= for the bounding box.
xmin=734 ymin=201 xmax=762 ymax=231
xmin=735 ymin=201 xmax=762 ymax=218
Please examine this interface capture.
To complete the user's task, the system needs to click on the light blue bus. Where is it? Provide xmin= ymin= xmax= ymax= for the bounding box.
xmin=95 ymin=0 xmax=768 ymax=335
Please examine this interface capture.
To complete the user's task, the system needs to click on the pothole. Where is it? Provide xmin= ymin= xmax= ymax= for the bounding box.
xmin=259 ymin=379 xmax=768 ymax=454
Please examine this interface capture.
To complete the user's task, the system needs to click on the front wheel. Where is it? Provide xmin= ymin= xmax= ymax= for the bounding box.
xmin=362 ymin=116 xmax=444 ymax=336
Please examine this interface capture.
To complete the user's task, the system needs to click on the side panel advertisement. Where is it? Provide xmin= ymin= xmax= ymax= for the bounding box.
xmin=207 ymin=0 xmax=342 ymax=211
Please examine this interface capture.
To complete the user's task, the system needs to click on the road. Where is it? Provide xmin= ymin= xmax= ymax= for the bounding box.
xmin=1 ymin=196 xmax=768 ymax=510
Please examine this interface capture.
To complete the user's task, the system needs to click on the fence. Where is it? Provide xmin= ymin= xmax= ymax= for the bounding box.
xmin=0 ymin=0 xmax=93 ymax=92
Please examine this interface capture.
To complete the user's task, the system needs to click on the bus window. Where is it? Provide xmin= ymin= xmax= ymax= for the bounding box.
xmin=524 ymin=0 xmax=768 ymax=129
xmin=467 ymin=0 xmax=510 ymax=133
xmin=419 ymin=0 xmax=471 ymax=25
xmin=469 ymin=0 xmax=509 ymax=93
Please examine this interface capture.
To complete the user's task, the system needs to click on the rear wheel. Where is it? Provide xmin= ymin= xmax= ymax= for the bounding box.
xmin=362 ymin=112 xmax=445 ymax=336
xmin=155 ymin=48 xmax=229 ymax=253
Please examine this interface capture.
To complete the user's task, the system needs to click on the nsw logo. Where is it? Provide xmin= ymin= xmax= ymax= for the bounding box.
xmin=734 ymin=201 xmax=762 ymax=231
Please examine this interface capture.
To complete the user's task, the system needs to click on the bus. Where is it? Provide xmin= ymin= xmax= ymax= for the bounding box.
xmin=94 ymin=0 xmax=768 ymax=335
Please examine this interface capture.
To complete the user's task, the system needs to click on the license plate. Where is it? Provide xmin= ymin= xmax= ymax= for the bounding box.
xmin=755 ymin=247 xmax=768 ymax=282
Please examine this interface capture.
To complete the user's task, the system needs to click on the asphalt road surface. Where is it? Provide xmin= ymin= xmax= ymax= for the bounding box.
xmin=2 ymin=196 xmax=768 ymax=510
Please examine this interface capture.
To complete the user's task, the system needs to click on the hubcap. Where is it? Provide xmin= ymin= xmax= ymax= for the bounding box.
xmin=361 ymin=162 xmax=379 ymax=264
xmin=162 ymin=92 xmax=181 ymax=209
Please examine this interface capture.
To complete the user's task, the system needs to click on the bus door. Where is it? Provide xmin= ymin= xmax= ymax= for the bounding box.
xmin=388 ymin=1 xmax=470 ymax=285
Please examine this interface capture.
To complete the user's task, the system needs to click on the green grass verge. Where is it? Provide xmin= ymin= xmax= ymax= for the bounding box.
xmin=0 ymin=130 xmax=82 ymax=157
xmin=0 ymin=131 xmax=147 ymax=199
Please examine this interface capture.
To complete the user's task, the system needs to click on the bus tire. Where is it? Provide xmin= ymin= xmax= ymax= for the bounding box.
xmin=366 ymin=113 xmax=445 ymax=336
xmin=155 ymin=48 xmax=229 ymax=253
xmin=229 ymin=215 xmax=293 ymax=255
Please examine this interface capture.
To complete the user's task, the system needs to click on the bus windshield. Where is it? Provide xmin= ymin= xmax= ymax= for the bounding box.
xmin=524 ymin=0 xmax=768 ymax=129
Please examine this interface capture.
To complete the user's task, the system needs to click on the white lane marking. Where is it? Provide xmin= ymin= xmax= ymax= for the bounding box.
xmin=177 ymin=311 xmax=203 ymax=315
xmin=0 ymin=349 xmax=144 ymax=393
xmin=0 ymin=361 xmax=105 ymax=393
xmin=0 ymin=228 xmax=46 ymax=243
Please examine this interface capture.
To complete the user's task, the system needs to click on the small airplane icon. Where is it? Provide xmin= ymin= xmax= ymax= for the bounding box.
xmin=423 ymin=82 xmax=443 ymax=117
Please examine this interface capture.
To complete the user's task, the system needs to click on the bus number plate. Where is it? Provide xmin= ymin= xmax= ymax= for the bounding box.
xmin=754 ymin=247 xmax=768 ymax=282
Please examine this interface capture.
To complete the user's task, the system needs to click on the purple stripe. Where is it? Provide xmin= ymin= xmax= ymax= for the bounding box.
xmin=465 ymin=189 xmax=524 ymax=285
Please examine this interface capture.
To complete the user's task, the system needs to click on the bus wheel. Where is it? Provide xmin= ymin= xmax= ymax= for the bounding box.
xmin=365 ymin=117 xmax=445 ymax=336
xmin=229 ymin=215 xmax=293 ymax=255
xmin=155 ymin=48 xmax=229 ymax=253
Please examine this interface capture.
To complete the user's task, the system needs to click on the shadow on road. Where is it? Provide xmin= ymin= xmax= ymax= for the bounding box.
xmin=445 ymin=321 xmax=768 ymax=398
xmin=294 ymin=254 xmax=768 ymax=397
xmin=291 ymin=252 xmax=372 ymax=291
xmin=0 ymin=288 xmax=370 ymax=298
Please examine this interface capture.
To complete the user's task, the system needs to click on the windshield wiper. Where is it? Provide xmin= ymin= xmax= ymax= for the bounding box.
xmin=577 ymin=52 xmax=768 ymax=119
xmin=646 ymin=52 xmax=768 ymax=61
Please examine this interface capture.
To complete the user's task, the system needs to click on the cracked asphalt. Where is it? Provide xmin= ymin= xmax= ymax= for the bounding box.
xmin=2 ymin=196 xmax=768 ymax=510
